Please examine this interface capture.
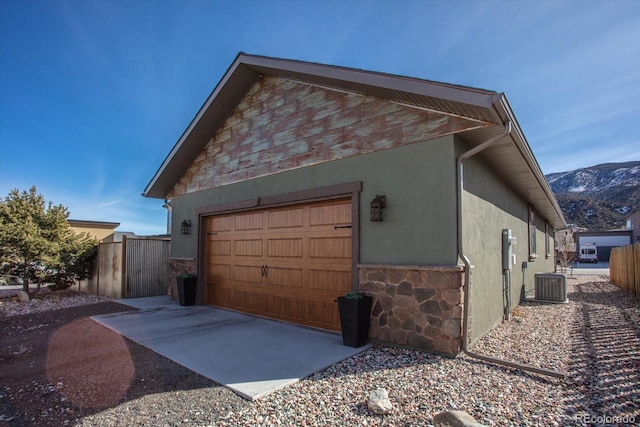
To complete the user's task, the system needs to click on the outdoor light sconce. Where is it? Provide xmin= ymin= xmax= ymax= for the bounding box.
xmin=180 ymin=219 xmax=191 ymax=235
xmin=370 ymin=195 xmax=387 ymax=222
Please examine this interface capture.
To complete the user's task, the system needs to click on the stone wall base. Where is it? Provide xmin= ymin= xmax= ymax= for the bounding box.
xmin=167 ymin=258 xmax=197 ymax=300
xmin=359 ymin=264 xmax=465 ymax=357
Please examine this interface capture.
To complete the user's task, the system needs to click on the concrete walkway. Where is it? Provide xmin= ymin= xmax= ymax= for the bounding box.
xmin=91 ymin=296 xmax=369 ymax=400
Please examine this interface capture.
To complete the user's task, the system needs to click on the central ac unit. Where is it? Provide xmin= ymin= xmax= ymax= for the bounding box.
xmin=534 ymin=273 xmax=568 ymax=303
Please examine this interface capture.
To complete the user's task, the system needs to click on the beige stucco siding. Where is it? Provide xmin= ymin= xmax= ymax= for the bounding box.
xmin=69 ymin=226 xmax=114 ymax=242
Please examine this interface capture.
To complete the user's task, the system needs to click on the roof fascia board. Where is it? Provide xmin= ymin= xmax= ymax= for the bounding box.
xmin=143 ymin=53 xmax=258 ymax=197
xmin=239 ymin=54 xmax=498 ymax=109
xmin=68 ymin=220 xmax=120 ymax=229
xmin=143 ymin=53 xmax=500 ymax=198
xmin=493 ymin=95 xmax=566 ymax=226
xmin=295 ymin=79 xmax=495 ymax=127
xmin=143 ymin=51 xmax=558 ymax=225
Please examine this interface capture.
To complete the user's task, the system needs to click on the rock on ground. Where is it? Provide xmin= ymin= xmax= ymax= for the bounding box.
xmin=433 ymin=410 xmax=487 ymax=426
xmin=367 ymin=387 xmax=393 ymax=415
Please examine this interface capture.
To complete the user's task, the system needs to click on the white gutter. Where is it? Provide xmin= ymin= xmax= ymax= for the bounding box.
xmin=456 ymin=120 xmax=566 ymax=380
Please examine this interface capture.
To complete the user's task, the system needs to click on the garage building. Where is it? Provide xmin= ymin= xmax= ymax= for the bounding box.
xmin=143 ymin=53 xmax=565 ymax=355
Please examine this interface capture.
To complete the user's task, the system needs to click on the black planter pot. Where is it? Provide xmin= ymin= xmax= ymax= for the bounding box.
xmin=177 ymin=276 xmax=197 ymax=306
xmin=337 ymin=295 xmax=373 ymax=348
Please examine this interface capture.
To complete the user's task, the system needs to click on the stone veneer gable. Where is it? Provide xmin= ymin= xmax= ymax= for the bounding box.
xmin=359 ymin=264 xmax=465 ymax=356
xmin=169 ymin=76 xmax=484 ymax=198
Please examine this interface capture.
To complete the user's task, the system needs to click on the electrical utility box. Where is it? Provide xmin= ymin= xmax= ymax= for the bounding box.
xmin=502 ymin=229 xmax=517 ymax=270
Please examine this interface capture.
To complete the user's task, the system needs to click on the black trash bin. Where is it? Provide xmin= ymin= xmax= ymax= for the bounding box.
xmin=177 ymin=275 xmax=197 ymax=306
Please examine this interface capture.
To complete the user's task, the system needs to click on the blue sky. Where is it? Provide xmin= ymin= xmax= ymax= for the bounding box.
xmin=1 ymin=0 xmax=638 ymax=235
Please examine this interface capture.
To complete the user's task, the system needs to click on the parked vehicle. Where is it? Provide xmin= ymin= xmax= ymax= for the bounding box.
xmin=578 ymin=244 xmax=598 ymax=263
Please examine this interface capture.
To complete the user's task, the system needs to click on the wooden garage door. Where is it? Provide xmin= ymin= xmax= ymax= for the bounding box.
xmin=206 ymin=199 xmax=352 ymax=331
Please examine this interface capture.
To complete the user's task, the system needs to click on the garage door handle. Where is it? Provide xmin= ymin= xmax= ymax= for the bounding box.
xmin=334 ymin=225 xmax=352 ymax=229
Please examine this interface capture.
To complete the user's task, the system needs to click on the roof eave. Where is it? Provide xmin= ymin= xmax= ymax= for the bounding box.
xmin=142 ymin=53 xmax=567 ymax=230
xmin=68 ymin=219 xmax=121 ymax=229
xmin=238 ymin=53 xmax=499 ymax=108
xmin=143 ymin=53 xmax=262 ymax=198
xmin=492 ymin=95 xmax=566 ymax=228
xmin=142 ymin=53 xmax=502 ymax=199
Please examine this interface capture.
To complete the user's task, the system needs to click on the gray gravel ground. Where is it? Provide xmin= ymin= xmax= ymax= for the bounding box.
xmin=1 ymin=276 xmax=639 ymax=426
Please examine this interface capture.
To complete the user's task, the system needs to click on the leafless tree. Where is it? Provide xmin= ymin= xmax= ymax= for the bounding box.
xmin=556 ymin=230 xmax=576 ymax=274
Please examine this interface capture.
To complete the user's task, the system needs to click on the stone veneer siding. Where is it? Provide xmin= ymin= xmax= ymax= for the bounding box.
xmin=168 ymin=258 xmax=197 ymax=300
xmin=168 ymin=76 xmax=482 ymax=198
xmin=359 ymin=265 xmax=465 ymax=356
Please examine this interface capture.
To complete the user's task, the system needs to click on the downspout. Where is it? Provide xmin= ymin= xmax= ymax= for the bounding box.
xmin=163 ymin=199 xmax=173 ymax=235
xmin=456 ymin=120 xmax=565 ymax=380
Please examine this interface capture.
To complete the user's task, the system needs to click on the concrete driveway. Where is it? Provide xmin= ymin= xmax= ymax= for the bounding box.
xmin=92 ymin=296 xmax=369 ymax=400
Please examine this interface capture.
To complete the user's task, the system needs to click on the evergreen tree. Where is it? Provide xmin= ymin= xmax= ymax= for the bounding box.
xmin=0 ymin=186 xmax=97 ymax=293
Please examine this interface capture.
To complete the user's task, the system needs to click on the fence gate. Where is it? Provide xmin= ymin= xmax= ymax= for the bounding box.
xmin=79 ymin=237 xmax=170 ymax=298
xmin=124 ymin=238 xmax=170 ymax=298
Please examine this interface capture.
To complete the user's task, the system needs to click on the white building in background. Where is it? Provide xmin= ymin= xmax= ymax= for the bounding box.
xmin=625 ymin=209 xmax=640 ymax=243
xmin=575 ymin=230 xmax=634 ymax=262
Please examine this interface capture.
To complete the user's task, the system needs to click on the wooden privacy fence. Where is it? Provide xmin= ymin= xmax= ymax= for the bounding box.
xmin=610 ymin=243 xmax=640 ymax=298
xmin=78 ymin=237 xmax=170 ymax=298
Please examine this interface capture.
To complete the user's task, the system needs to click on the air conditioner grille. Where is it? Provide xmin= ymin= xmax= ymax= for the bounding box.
xmin=534 ymin=273 xmax=568 ymax=303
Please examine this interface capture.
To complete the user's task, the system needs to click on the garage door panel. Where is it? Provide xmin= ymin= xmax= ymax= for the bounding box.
xmin=211 ymin=286 xmax=233 ymax=309
xmin=233 ymin=289 xmax=260 ymax=313
xmin=266 ymin=266 xmax=303 ymax=288
xmin=211 ymin=240 xmax=232 ymax=256
xmin=309 ymin=203 xmax=351 ymax=227
xmin=233 ymin=265 xmax=263 ymax=284
xmin=209 ymin=216 xmax=232 ymax=232
xmin=268 ymin=296 xmax=306 ymax=323
xmin=209 ymin=263 xmax=231 ymax=281
xmin=307 ymin=301 xmax=341 ymax=330
xmin=308 ymin=269 xmax=351 ymax=292
xmin=267 ymin=238 xmax=303 ymax=257
xmin=234 ymin=239 xmax=263 ymax=257
xmin=222 ymin=287 xmax=262 ymax=315
xmin=309 ymin=237 xmax=351 ymax=258
xmin=235 ymin=212 xmax=263 ymax=231
xmin=268 ymin=208 xmax=304 ymax=229
xmin=306 ymin=229 xmax=352 ymax=239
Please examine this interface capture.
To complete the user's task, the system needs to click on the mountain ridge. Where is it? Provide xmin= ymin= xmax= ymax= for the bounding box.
xmin=545 ymin=161 xmax=640 ymax=230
